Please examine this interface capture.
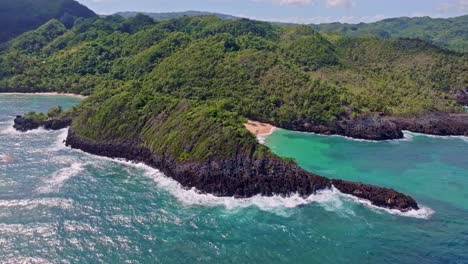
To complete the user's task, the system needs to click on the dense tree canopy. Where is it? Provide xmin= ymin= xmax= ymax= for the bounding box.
xmin=0 ymin=0 xmax=96 ymax=43
xmin=1 ymin=14 xmax=466 ymax=126
xmin=314 ymin=15 xmax=468 ymax=53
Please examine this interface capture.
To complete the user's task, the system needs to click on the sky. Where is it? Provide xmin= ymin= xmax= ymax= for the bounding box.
xmin=79 ymin=0 xmax=468 ymax=24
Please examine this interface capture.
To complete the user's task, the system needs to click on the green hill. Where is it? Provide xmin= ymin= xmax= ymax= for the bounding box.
xmin=314 ymin=15 xmax=468 ymax=53
xmin=1 ymin=15 xmax=465 ymax=119
xmin=0 ymin=0 xmax=96 ymax=43
xmin=114 ymin=11 xmax=239 ymax=21
xmin=3 ymin=14 xmax=466 ymax=207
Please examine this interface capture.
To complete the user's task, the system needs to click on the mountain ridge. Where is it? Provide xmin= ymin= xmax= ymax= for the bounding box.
xmin=0 ymin=0 xmax=97 ymax=43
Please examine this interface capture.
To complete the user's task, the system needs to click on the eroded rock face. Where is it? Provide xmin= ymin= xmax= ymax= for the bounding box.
xmin=332 ymin=179 xmax=419 ymax=212
xmin=65 ymin=130 xmax=419 ymax=212
xmin=64 ymin=130 xmax=332 ymax=197
xmin=455 ymin=88 xmax=468 ymax=106
xmin=13 ymin=116 xmax=72 ymax=132
xmin=391 ymin=112 xmax=468 ymax=137
xmin=280 ymin=115 xmax=403 ymax=140
xmin=280 ymin=112 xmax=468 ymax=140
xmin=12 ymin=116 xmax=421 ymax=212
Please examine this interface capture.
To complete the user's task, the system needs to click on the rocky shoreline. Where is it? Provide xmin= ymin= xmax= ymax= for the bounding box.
xmin=13 ymin=116 xmax=72 ymax=132
xmin=279 ymin=112 xmax=468 ymax=140
xmin=13 ymin=115 xmax=420 ymax=212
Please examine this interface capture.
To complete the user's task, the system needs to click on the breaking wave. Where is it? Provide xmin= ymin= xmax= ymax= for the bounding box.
xmin=403 ymin=130 xmax=468 ymax=143
xmin=81 ymin=153 xmax=433 ymax=219
xmin=0 ymin=197 xmax=74 ymax=210
xmin=35 ymin=124 xmax=434 ymax=219
xmin=35 ymin=162 xmax=86 ymax=193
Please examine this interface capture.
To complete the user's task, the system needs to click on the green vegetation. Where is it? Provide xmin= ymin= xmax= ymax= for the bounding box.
xmin=314 ymin=15 xmax=468 ymax=53
xmin=115 ymin=11 xmax=239 ymax=22
xmin=24 ymin=111 xmax=48 ymax=121
xmin=71 ymin=86 xmax=272 ymax=162
xmin=3 ymin=12 xmax=465 ymax=176
xmin=1 ymin=15 xmax=465 ymax=121
xmin=47 ymin=106 xmax=63 ymax=118
xmin=23 ymin=105 xmax=64 ymax=120
xmin=0 ymin=0 xmax=96 ymax=43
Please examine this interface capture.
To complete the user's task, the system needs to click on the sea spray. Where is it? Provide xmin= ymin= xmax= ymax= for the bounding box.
xmin=336 ymin=190 xmax=434 ymax=219
xmin=35 ymin=162 xmax=86 ymax=193
xmin=403 ymin=130 xmax=468 ymax=143
xmin=53 ymin=129 xmax=432 ymax=218
xmin=0 ymin=198 xmax=74 ymax=210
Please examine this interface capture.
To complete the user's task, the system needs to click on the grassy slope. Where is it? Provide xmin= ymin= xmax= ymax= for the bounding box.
xmin=70 ymin=85 xmax=273 ymax=163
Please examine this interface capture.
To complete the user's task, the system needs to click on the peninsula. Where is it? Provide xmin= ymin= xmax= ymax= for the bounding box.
xmin=3 ymin=3 xmax=467 ymax=213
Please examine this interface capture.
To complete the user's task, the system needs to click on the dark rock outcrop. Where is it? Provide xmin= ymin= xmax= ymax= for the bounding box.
xmin=332 ymin=179 xmax=419 ymax=211
xmin=12 ymin=116 xmax=421 ymax=212
xmin=279 ymin=112 xmax=468 ymax=140
xmin=455 ymin=88 xmax=468 ymax=106
xmin=390 ymin=112 xmax=468 ymax=137
xmin=64 ymin=129 xmax=419 ymax=212
xmin=13 ymin=115 xmax=72 ymax=132
xmin=65 ymin=130 xmax=332 ymax=197
xmin=280 ymin=114 xmax=403 ymax=140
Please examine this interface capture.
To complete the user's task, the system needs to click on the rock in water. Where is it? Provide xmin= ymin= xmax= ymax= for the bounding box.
xmin=13 ymin=116 xmax=72 ymax=132
xmin=332 ymin=179 xmax=419 ymax=211
xmin=65 ymin=129 xmax=420 ymax=212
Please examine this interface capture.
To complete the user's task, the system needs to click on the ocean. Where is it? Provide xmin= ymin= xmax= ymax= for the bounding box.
xmin=1 ymin=94 xmax=467 ymax=263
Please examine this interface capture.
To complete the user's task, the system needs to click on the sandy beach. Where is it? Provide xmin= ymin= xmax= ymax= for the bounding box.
xmin=244 ymin=120 xmax=277 ymax=143
xmin=0 ymin=92 xmax=87 ymax=98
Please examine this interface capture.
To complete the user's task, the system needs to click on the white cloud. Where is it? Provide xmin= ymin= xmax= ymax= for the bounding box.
xmin=437 ymin=0 xmax=468 ymax=14
xmin=237 ymin=14 xmax=387 ymax=24
xmin=253 ymin=0 xmax=357 ymax=8
xmin=325 ymin=0 xmax=356 ymax=9
xmin=253 ymin=0 xmax=316 ymax=6
xmin=458 ymin=0 xmax=468 ymax=11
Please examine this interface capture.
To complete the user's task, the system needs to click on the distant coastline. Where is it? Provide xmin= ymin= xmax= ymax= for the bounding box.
xmin=0 ymin=92 xmax=87 ymax=99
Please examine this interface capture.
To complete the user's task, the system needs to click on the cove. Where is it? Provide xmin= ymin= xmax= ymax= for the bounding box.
xmin=1 ymin=94 xmax=467 ymax=263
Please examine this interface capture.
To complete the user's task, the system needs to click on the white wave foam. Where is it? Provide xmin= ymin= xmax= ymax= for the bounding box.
xmin=337 ymin=190 xmax=434 ymax=219
xmin=35 ymin=162 xmax=85 ymax=193
xmin=0 ymin=223 xmax=57 ymax=236
xmin=0 ymin=120 xmax=49 ymax=136
xmin=1 ymin=257 xmax=50 ymax=264
xmin=86 ymin=156 xmax=430 ymax=218
xmin=45 ymin=129 xmax=69 ymax=152
xmin=256 ymin=127 xmax=278 ymax=144
xmin=61 ymin=134 xmax=430 ymax=219
xmin=63 ymin=221 xmax=98 ymax=233
xmin=282 ymin=129 xmax=414 ymax=144
xmin=403 ymin=130 xmax=468 ymax=143
xmin=0 ymin=197 xmax=74 ymax=209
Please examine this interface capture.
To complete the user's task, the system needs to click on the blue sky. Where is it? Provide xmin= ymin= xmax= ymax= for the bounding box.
xmin=80 ymin=0 xmax=468 ymax=23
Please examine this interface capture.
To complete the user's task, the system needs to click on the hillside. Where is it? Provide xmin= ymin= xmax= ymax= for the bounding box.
xmin=4 ymin=14 xmax=467 ymax=211
xmin=0 ymin=0 xmax=96 ymax=43
xmin=1 ymin=15 xmax=465 ymax=120
xmin=114 ymin=12 xmax=468 ymax=52
xmin=115 ymin=11 xmax=239 ymax=21
xmin=314 ymin=15 xmax=468 ymax=53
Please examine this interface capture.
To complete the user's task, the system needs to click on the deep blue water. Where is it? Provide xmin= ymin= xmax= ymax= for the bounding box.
xmin=1 ymin=94 xmax=467 ymax=263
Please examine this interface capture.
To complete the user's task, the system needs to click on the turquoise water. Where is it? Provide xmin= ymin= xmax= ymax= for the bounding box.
xmin=1 ymin=94 xmax=468 ymax=263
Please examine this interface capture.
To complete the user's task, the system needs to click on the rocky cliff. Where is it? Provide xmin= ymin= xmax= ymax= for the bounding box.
xmin=13 ymin=115 xmax=72 ymax=132
xmin=280 ymin=112 xmax=468 ymax=140
xmin=12 ymin=114 xmax=420 ymax=212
